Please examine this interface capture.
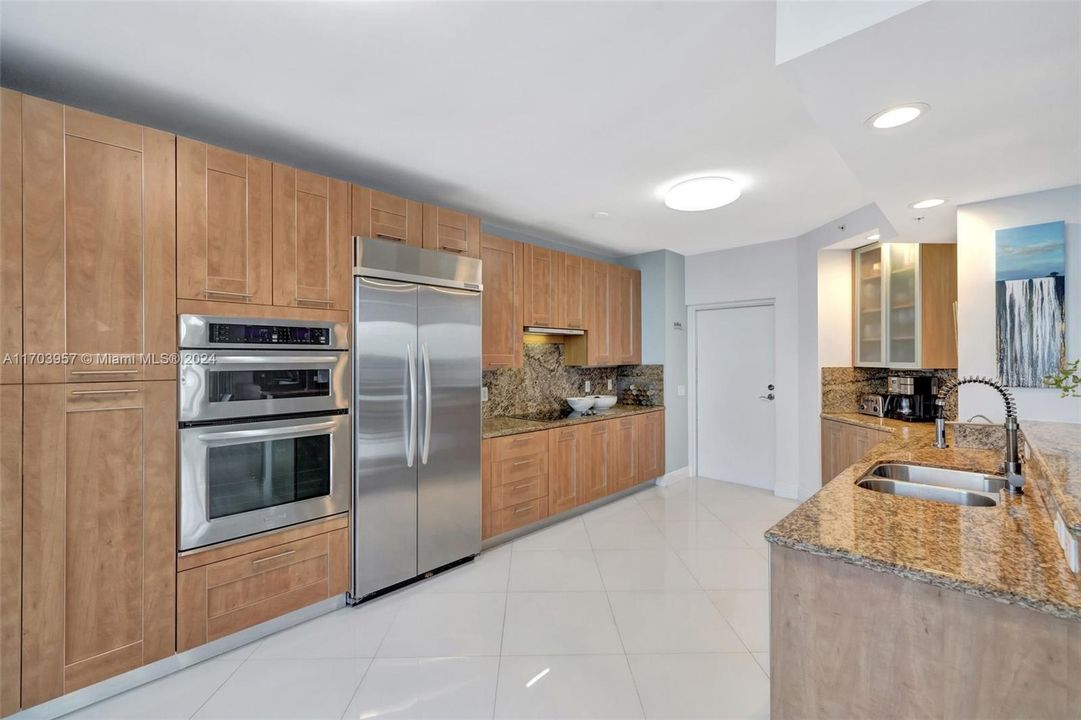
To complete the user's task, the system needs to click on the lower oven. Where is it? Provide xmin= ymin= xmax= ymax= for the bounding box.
xmin=179 ymin=411 xmax=351 ymax=551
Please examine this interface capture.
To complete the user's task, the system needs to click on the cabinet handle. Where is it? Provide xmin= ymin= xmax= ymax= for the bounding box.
xmin=512 ymin=460 xmax=532 ymax=467
xmin=513 ymin=506 xmax=535 ymax=514
xmin=70 ymin=388 xmax=140 ymax=396
xmin=512 ymin=483 xmax=532 ymax=491
xmin=376 ymin=234 xmax=404 ymax=242
xmin=252 ymin=550 xmax=296 ymax=566
xmin=70 ymin=370 xmax=138 ymax=376
xmin=203 ymin=289 xmax=253 ymax=299
xmin=295 ymin=296 xmax=333 ymax=305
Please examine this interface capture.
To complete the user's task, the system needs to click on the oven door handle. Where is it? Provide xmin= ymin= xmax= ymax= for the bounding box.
xmin=406 ymin=343 xmax=417 ymax=468
xmin=189 ymin=354 xmax=342 ymax=367
xmin=421 ymin=343 xmax=432 ymax=465
xmin=196 ymin=420 xmax=338 ymax=443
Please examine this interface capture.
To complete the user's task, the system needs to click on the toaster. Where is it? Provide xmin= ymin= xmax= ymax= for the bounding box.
xmin=858 ymin=393 xmax=887 ymax=417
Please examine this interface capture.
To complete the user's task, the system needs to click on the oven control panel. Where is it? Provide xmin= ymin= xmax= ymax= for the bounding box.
xmin=208 ymin=322 xmax=331 ymax=346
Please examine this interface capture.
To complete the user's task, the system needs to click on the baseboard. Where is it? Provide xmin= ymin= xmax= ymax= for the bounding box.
xmin=655 ymin=465 xmax=690 ymax=487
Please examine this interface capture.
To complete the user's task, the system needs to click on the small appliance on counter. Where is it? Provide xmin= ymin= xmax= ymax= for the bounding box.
xmin=885 ymin=375 xmax=938 ymax=422
xmin=858 ymin=393 xmax=887 ymax=418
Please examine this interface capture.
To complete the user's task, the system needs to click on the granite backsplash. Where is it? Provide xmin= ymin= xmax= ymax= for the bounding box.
xmin=483 ymin=343 xmax=663 ymax=418
xmin=821 ymin=366 xmax=958 ymax=420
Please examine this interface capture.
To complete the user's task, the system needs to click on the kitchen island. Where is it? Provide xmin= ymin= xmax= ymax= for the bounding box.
xmin=767 ymin=415 xmax=1081 ymax=719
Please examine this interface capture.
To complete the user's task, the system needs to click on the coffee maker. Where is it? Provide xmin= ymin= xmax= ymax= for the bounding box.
xmin=885 ymin=375 xmax=938 ymax=422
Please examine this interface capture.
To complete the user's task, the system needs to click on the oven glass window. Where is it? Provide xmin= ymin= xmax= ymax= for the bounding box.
xmin=207 ymin=369 xmax=330 ymax=403
xmin=207 ymin=435 xmax=331 ymax=519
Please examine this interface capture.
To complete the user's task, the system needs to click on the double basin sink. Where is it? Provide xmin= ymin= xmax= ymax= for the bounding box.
xmin=856 ymin=463 xmax=1007 ymax=507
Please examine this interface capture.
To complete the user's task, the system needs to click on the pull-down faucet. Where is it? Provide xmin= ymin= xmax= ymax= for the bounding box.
xmin=934 ymin=376 xmax=1023 ymax=494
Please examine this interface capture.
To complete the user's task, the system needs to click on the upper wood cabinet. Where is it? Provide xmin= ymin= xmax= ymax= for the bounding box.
xmin=565 ymin=258 xmax=611 ymax=366
xmin=561 ymin=252 xmax=585 ymax=329
xmin=21 ymin=98 xmax=176 ymax=383
xmin=272 ymin=165 xmax=351 ymax=311
xmin=610 ymin=265 xmax=642 ymax=365
xmin=548 ymin=424 xmax=588 ymax=515
xmin=1 ymin=90 xmax=22 ymax=386
xmin=480 ymin=234 xmax=523 ymax=369
xmin=352 ymin=186 xmax=422 ymax=247
xmin=522 ymin=245 xmax=557 ymax=328
xmin=635 ymin=410 xmax=665 ymax=482
xmin=422 ymin=204 xmax=480 ymax=258
xmin=21 ymin=381 xmax=176 ymax=707
xmin=177 ymin=139 xmax=272 ymax=305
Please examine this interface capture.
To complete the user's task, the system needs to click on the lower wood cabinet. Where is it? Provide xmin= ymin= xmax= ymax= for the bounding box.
xmin=549 ymin=425 xmax=589 ymax=514
xmin=821 ymin=418 xmax=891 ymax=485
xmin=583 ymin=421 xmax=611 ymax=503
xmin=611 ymin=416 xmax=638 ymax=493
xmin=177 ymin=517 xmax=349 ymax=652
xmin=1 ymin=386 xmax=22 ymax=716
xmin=635 ymin=410 xmax=665 ymax=482
xmin=21 ymin=382 xmax=176 ymax=707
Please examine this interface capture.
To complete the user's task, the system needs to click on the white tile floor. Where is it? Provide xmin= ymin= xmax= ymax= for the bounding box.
xmin=63 ymin=477 xmax=798 ymax=720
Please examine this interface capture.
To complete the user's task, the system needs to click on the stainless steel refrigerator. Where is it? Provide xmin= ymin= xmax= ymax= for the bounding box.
xmin=350 ymin=237 xmax=483 ymax=600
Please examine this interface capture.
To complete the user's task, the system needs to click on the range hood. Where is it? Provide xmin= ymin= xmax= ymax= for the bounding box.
xmin=524 ymin=326 xmax=585 ymax=336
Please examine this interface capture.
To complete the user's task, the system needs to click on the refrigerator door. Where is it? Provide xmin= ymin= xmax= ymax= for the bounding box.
xmin=417 ymin=285 xmax=482 ymax=574
xmin=353 ymin=277 xmax=420 ymax=597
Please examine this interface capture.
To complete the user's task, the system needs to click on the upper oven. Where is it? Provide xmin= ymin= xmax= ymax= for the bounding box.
xmin=178 ymin=314 xmax=349 ymax=423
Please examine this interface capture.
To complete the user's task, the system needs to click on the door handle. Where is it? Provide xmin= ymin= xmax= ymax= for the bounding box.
xmin=420 ymin=343 xmax=432 ymax=465
xmin=406 ymin=343 xmax=417 ymax=468
xmin=759 ymin=393 xmax=775 ymax=401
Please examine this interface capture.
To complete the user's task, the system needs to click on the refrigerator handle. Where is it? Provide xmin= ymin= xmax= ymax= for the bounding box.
xmin=421 ymin=342 xmax=433 ymax=465
xmin=406 ymin=343 xmax=418 ymax=468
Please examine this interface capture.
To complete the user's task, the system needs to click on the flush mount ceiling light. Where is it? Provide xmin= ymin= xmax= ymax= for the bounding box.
xmin=867 ymin=233 xmax=881 ymax=241
xmin=866 ymin=103 xmax=930 ymax=130
xmin=910 ymin=198 xmax=947 ymax=210
xmin=664 ymin=176 xmax=741 ymax=211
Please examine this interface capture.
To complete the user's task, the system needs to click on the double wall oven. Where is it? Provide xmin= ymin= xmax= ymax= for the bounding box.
xmin=178 ymin=314 xmax=350 ymax=551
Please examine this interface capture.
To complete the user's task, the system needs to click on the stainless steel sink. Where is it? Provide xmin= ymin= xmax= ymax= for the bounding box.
xmin=855 ymin=463 xmax=1006 ymax=507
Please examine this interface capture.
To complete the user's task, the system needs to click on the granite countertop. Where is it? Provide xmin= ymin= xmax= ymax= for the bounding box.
xmin=768 ymin=412 xmax=1081 ymax=621
xmin=1022 ymin=421 xmax=1081 ymax=536
xmin=483 ymin=404 xmax=664 ymax=439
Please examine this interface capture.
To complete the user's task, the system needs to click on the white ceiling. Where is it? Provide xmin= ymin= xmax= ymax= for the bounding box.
xmin=1 ymin=1 xmax=1078 ymax=257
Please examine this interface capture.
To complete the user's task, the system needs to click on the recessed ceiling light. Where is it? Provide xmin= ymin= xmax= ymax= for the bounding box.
xmin=910 ymin=198 xmax=947 ymax=210
xmin=867 ymin=233 xmax=881 ymax=241
xmin=592 ymin=211 xmax=610 ymax=219
xmin=867 ymin=103 xmax=929 ymax=130
xmin=664 ymin=176 xmax=741 ymax=212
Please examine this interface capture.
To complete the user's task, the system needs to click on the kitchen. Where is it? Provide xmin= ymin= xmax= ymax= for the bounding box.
xmin=1 ymin=2 xmax=1080 ymax=720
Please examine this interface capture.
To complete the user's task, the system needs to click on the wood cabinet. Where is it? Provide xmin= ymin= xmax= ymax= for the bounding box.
xmin=548 ymin=424 xmax=588 ymax=514
xmin=1 ymin=386 xmax=21 ymax=716
xmin=635 ymin=410 xmax=665 ymax=482
xmin=481 ymin=234 xmax=523 ymax=369
xmin=21 ymin=381 xmax=176 ymax=706
xmin=422 ymin=204 xmax=480 ymax=258
xmin=272 ymin=165 xmax=351 ymax=311
xmin=583 ymin=420 xmax=611 ymax=503
xmin=853 ymin=242 xmax=957 ymax=369
xmin=609 ymin=265 xmax=642 ymax=365
xmin=21 ymin=98 xmax=176 ymax=383
xmin=486 ymin=431 xmax=550 ymax=537
xmin=522 ymin=245 xmax=558 ymax=328
xmin=177 ymin=140 xmax=272 ymax=306
xmin=177 ymin=523 xmax=349 ymax=652
xmin=610 ymin=416 xmax=639 ymax=492
xmin=565 ymin=259 xmax=612 ymax=366
xmin=1 ymin=90 xmax=22 ymax=386
xmin=820 ymin=418 xmax=890 ymax=485
xmin=561 ymin=252 xmax=585 ymax=329
xmin=352 ymin=186 xmax=422 ymax=247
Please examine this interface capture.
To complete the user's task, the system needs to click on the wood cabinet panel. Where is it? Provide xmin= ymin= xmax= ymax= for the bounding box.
xmin=920 ymin=243 xmax=958 ymax=369
xmin=492 ymin=431 xmax=548 ymax=462
xmin=566 ymin=259 xmax=611 ymax=366
xmin=422 ymin=204 xmax=479 ymax=258
xmin=548 ymin=425 xmax=588 ymax=514
xmin=820 ymin=419 xmax=889 ymax=485
xmin=609 ymin=266 xmax=640 ymax=364
xmin=611 ymin=416 xmax=638 ymax=492
xmin=1 ymin=90 xmax=22 ymax=386
xmin=491 ymin=474 xmax=548 ymax=511
xmin=21 ymin=381 xmax=176 ymax=706
xmin=522 ymin=245 xmax=556 ymax=328
xmin=635 ymin=410 xmax=665 ymax=482
xmin=178 ymin=139 xmax=272 ymax=305
xmin=272 ymin=165 xmax=351 ymax=311
xmin=22 ymin=98 xmax=176 ymax=383
xmin=583 ymin=420 xmax=611 ymax=503
xmin=482 ymin=439 xmax=492 ymax=540
xmin=481 ymin=234 xmax=523 ymax=369
xmin=177 ymin=528 xmax=348 ymax=652
xmin=352 ymin=186 xmax=422 ymax=247
xmin=1 ymin=386 xmax=21 ymax=715
xmin=490 ymin=498 xmax=548 ymax=536
xmin=561 ymin=252 xmax=585 ymax=329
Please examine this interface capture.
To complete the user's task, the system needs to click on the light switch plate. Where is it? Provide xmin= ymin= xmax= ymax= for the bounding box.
xmin=608 ymin=379 xmax=614 ymax=390
xmin=481 ymin=387 xmax=489 ymax=402
xmin=584 ymin=380 xmax=591 ymax=393
xmin=677 ymin=385 xmax=686 ymax=396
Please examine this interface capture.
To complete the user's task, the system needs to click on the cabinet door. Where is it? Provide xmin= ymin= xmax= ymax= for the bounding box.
xmin=610 ymin=266 xmax=639 ymax=364
xmin=821 ymin=419 xmax=845 ymax=484
xmin=22 ymin=99 xmax=176 ymax=383
xmin=481 ymin=234 xmax=523 ymax=369
xmin=352 ymin=186 xmax=422 ymax=247
xmin=587 ymin=259 xmax=611 ymax=364
xmin=1 ymin=90 xmax=22 ymax=386
xmin=522 ymin=245 xmax=556 ymax=327
xmin=628 ymin=268 xmax=641 ymax=364
xmin=422 ymin=204 xmax=480 ymax=258
xmin=178 ymin=139 xmax=272 ymax=305
xmin=1 ymin=386 xmax=21 ymax=715
xmin=272 ymin=165 xmax=351 ymax=311
xmin=548 ymin=425 xmax=587 ymax=514
xmin=636 ymin=411 xmax=665 ymax=482
xmin=482 ymin=439 xmax=492 ymax=540
xmin=853 ymin=245 xmax=884 ymax=366
xmin=583 ymin=420 xmax=611 ymax=503
xmin=562 ymin=253 xmax=585 ymax=329
xmin=885 ymin=243 xmax=919 ymax=367
xmin=611 ymin=416 xmax=638 ymax=492
xmin=22 ymin=381 xmax=176 ymax=706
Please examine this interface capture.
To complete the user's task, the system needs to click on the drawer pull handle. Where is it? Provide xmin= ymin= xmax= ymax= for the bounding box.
xmin=512 ymin=460 xmax=532 ymax=467
xmin=203 ymin=289 xmax=253 ymax=298
xmin=513 ymin=483 xmax=531 ymax=491
xmin=513 ymin=506 xmax=534 ymax=514
xmin=295 ymin=296 xmax=333 ymax=305
xmin=70 ymin=369 xmax=138 ymax=376
xmin=252 ymin=550 xmax=296 ymax=566
xmin=70 ymin=388 xmax=140 ymax=396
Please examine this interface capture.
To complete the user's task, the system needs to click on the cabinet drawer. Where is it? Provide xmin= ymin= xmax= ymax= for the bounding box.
xmin=493 ymin=431 xmax=548 ymax=461
xmin=493 ymin=454 xmax=548 ymax=487
xmin=491 ymin=474 xmax=548 ymax=510
xmin=491 ymin=498 xmax=548 ymax=536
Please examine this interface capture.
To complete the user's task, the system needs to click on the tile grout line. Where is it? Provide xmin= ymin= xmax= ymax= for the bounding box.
xmin=492 ymin=540 xmax=514 ymax=720
xmin=592 ymin=536 xmax=649 ymax=720
xmin=185 ymin=654 xmax=256 ymax=720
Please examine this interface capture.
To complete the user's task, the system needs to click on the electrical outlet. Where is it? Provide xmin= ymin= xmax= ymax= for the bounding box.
xmin=677 ymin=385 xmax=686 ymax=396
xmin=481 ymin=386 xmax=489 ymax=402
xmin=607 ymin=379 xmax=614 ymax=391
xmin=584 ymin=380 xmax=591 ymax=393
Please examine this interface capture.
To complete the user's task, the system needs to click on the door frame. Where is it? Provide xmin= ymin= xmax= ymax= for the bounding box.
xmin=687 ymin=298 xmax=776 ymax=485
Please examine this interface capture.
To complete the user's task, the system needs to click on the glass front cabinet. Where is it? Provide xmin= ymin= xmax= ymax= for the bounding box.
xmin=853 ymin=242 xmax=958 ymax=370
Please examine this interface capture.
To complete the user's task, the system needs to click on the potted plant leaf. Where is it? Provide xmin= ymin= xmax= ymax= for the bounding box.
xmin=1045 ymin=359 xmax=1081 ymax=398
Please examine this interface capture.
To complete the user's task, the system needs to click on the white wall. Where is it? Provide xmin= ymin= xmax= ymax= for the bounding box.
xmin=957 ymin=185 xmax=1081 ymax=423
xmin=818 ymin=250 xmax=853 ymax=366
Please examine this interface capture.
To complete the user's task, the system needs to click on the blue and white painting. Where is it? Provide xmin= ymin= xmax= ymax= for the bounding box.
xmin=996 ymin=220 xmax=1066 ymax=388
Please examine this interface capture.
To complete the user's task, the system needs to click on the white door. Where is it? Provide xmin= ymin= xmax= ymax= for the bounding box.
xmin=695 ymin=304 xmax=776 ymax=489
